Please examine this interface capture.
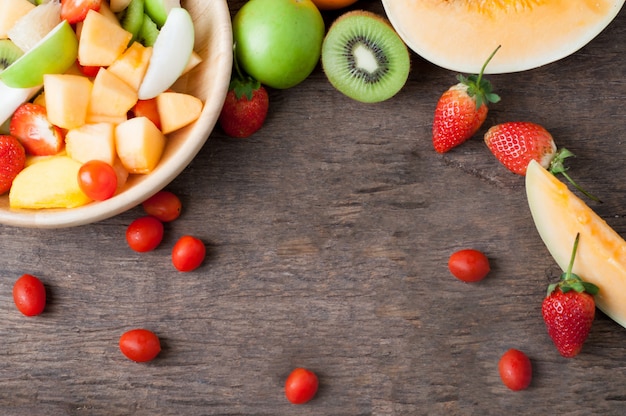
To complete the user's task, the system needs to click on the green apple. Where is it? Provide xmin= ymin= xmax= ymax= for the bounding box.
xmin=144 ymin=0 xmax=180 ymax=27
xmin=0 ymin=20 xmax=78 ymax=89
xmin=233 ymin=0 xmax=325 ymax=89
xmin=137 ymin=7 xmax=194 ymax=100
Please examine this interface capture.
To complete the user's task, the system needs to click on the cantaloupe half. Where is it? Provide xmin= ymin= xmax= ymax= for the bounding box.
xmin=381 ymin=0 xmax=625 ymax=73
xmin=526 ymin=159 xmax=626 ymax=328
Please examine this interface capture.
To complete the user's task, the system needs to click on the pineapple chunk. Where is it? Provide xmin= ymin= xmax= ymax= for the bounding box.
xmin=108 ymin=42 xmax=153 ymax=91
xmin=43 ymin=73 xmax=93 ymax=129
xmin=6 ymin=0 xmax=60 ymax=51
xmin=65 ymin=122 xmax=116 ymax=165
xmin=78 ymin=9 xmax=132 ymax=66
xmin=0 ymin=0 xmax=35 ymax=39
xmin=115 ymin=117 xmax=165 ymax=174
xmin=88 ymin=68 xmax=138 ymax=118
xmin=156 ymin=91 xmax=203 ymax=134
xmin=9 ymin=156 xmax=92 ymax=209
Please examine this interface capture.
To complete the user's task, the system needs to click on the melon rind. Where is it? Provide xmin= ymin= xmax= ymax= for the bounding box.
xmin=381 ymin=0 xmax=625 ymax=74
xmin=526 ymin=159 xmax=626 ymax=328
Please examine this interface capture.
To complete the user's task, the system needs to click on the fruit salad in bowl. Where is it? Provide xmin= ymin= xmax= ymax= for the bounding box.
xmin=0 ymin=0 xmax=232 ymax=228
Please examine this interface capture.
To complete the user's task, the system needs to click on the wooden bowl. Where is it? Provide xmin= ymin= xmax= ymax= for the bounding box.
xmin=0 ymin=0 xmax=233 ymax=228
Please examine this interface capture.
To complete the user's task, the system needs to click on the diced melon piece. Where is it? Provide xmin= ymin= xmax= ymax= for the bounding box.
xmin=156 ymin=91 xmax=203 ymax=134
xmin=181 ymin=51 xmax=203 ymax=75
xmin=43 ymin=73 xmax=93 ymax=129
xmin=112 ymin=157 xmax=130 ymax=189
xmin=9 ymin=155 xmax=92 ymax=209
xmin=65 ymin=122 xmax=116 ymax=165
xmin=85 ymin=113 xmax=128 ymax=125
xmin=107 ymin=42 xmax=153 ymax=91
xmin=88 ymin=68 xmax=138 ymax=118
xmin=78 ymin=9 xmax=132 ymax=66
xmin=115 ymin=116 xmax=165 ymax=174
xmin=0 ymin=0 xmax=35 ymax=39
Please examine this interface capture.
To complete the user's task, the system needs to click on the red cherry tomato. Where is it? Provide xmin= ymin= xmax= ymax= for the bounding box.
xmin=132 ymin=98 xmax=161 ymax=130
xmin=119 ymin=329 xmax=161 ymax=362
xmin=75 ymin=59 xmax=101 ymax=77
xmin=142 ymin=190 xmax=182 ymax=222
xmin=448 ymin=249 xmax=490 ymax=282
xmin=171 ymin=235 xmax=206 ymax=272
xmin=78 ymin=160 xmax=118 ymax=201
xmin=498 ymin=349 xmax=532 ymax=391
xmin=285 ymin=367 xmax=319 ymax=404
xmin=13 ymin=274 xmax=46 ymax=316
xmin=126 ymin=216 xmax=164 ymax=252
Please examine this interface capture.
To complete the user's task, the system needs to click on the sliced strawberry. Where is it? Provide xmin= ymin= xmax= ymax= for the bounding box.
xmin=76 ymin=59 xmax=102 ymax=77
xmin=9 ymin=103 xmax=65 ymax=156
xmin=61 ymin=0 xmax=102 ymax=24
xmin=0 ymin=135 xmax=26 ymax=195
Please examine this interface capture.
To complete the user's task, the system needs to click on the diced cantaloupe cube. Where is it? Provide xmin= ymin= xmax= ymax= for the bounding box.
xmin=78 ymin=9 xmax=132 ymax=66
xmin=0 ymin=0 xmax=35 ymax=39
xmin=85 ymin=113 xmax=128 ymax=125
xmin=112 ymin=157 xmax=129 ymax=189
xmin=156 ymin=91 xmax=203 ymax=134
xmin=107 ymin=42 xmax=153 ymax=91
xmin=182 ymin=51 xmax=203 ymax=75
xmin=65 ymin=122 xmax=116 ymax=165
xmin=88 ymin=68 xmax=137 ymax=117
xmin=43 ymin=73 xmax=93 ymax=129
xmin=9 ymin=155 xmax=92 ymax=209
xmin=115 ymin=116 xmax=165 ymax=174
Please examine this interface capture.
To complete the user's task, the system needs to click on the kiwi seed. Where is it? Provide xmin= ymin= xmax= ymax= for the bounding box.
xmin=0 ymin=39 xmax=24 ymax=72
xmin=321 ymin=10 xmax=410 ymax=103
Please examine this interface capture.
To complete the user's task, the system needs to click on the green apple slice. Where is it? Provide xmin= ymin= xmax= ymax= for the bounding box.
xmin=137 ymin=7 xmax=194 ymax=100
xmin=0 ymin=79 xmax=41 ymax=126
xmin=144 ymin=0 xmax=180 ymax=27
xmin=0 ymin=20 xmax=78 ymax=88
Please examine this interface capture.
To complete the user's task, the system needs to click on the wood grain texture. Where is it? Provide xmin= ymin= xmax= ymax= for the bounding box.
xmin=2 ymin=1 xmax=626 ymax=414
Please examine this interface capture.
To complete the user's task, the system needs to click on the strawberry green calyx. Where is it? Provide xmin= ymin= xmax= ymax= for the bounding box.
xmin=548 ymin=148 xmax=602 ymax=203
xmin=457 ymin=45 xmax=501 ymax=110
xmin=230 ymin=43 xmax=261 ymax=101
xmin=547 ymin=233 xmax=599 ymax=296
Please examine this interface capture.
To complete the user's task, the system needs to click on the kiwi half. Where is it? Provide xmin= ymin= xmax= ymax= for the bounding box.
xmin=321 ymin=10 xmax=410 ymax=103
xmin=0 ymin=39 xmax=24 ymax=72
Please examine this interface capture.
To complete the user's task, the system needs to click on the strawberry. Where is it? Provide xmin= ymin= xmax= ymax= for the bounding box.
xmin=542 ymin=233 xmax=599 ymax=358
xmin=484 ymin=121 xmax=601 ymax=202
xmin=9 ymin=103 xmax=65 ymax=156
xmin=0 ymin=135 xmax=26 ymax=195
xmin=432 ymin=46 xmax=501 ymax=153
xmin=218 ymin=50 xmax=269 ymax=138
xmin=61 ymin=0 xmax=102 ymax=24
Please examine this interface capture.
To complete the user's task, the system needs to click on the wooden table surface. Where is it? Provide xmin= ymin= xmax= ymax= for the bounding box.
xmin=2 ymin=1 xmax=626 ymax=414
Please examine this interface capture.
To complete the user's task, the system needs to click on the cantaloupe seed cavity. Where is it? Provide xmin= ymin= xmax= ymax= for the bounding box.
xmin=346 ymin=36 xmax=388 ymax=84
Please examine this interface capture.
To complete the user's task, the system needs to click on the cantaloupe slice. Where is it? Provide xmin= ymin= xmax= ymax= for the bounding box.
xmin=382 ymin=0 xmax=625 ymax=74
xmin=526 ymin=159 xmax=626 ymax=328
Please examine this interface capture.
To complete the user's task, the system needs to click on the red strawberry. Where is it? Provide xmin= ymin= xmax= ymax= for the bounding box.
xmin=218 ymin=51 xmax=269 ymax=138
xmin=0 ymin=135 xmax=26 ymax=195
xmin=9 ymin=103 xmax=65 ymax=156
xmin=432 ymin=46 xmax=501 ymax=153
xmin=542 ymin=233 xmax=599 ymax=358
xmin=61 ymin=0 xmax=102 ymax=24
xmin=484 ymin=121 xmax=601 ymax=202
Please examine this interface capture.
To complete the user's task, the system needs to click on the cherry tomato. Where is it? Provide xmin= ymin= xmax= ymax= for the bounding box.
xmin=78 ymin=160 xmax=118 ymax=201
xmin=119 ymin=329 xmax=161 ymax=362
xmin=13 ymin=274 xmax=46 ymax=316
xmin=75 ymin=59 xmax=101 ymax=77
xmin=142 ymin=190 xmax=182 ymax=222
xmin=448 ymin=249 xmax=490 ymax=282
xmin=285 ymin=367 xmax=318 ymax=404
xmin=126 ymin=216 xmax=164 ymax=252
xmin=171 ymin=235 xmax=206 ymax=272
xmin=132 ymin=98 xmax=161 ymax=130
xmin=498 ymin=349 xmax=532 ymax=391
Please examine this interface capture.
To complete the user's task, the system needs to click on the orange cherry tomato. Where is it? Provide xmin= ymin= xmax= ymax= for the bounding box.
xmin=78 ymin=160 xmax=118 ymax=201
xmin=142 ymin=190 xmax=182 ymax=222
xmin=285 ymin=368 xmax=319 ymax=404
xmin=311 ymin=0 xmax=359 ymax=10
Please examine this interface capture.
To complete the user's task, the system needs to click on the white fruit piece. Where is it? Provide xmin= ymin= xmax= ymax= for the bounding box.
xmin=78 ymin=9 xmax=132 ymax=67
xmin=115 ymin=116 xmax=166 ymax=174
xmin=65 ymin=123 xmax=117 ymax=165
xmin=137 ymin=7 xmax=194 ymax=100
xmin=144 ymin=0 xmax=181 ymax=27
xmin=107 ymin=41 xmax=153 ymax=91
xmin=43 ymin=73 xmax=93 ymax=129
xmin=7 ymin=0 xmax=61 ymax=51
xmin=156 ymin=91 xmax=203 ymax=134
xmin=0 ymin=0 xmax=35 ymax=39
xmin=0 ymin=79 xmax=41 ymax=125
xmin=9 ymin=156 xmax=92 ymax=209
xmin=88 ymin=68 xmax=138 ymax=118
